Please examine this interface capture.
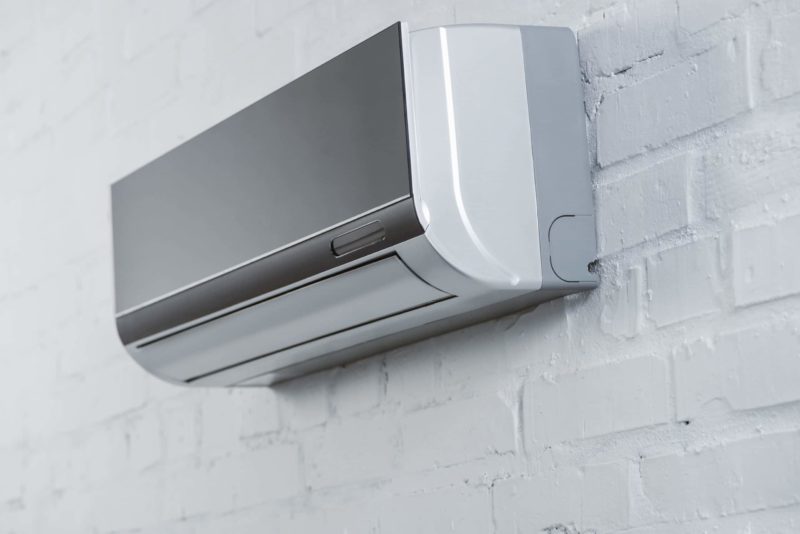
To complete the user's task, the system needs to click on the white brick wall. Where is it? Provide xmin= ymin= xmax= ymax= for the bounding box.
xmin=524 ymin=356 xmax=670 ymax=443
xmin=1 ymin=0 xmax=799 ymax=532
xmin=596 ymin=153 xmax=693 ymax=255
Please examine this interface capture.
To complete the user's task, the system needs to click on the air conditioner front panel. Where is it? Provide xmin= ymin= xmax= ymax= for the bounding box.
xmin=129 ymin=255 xmax=450 ymax=382
xmin=111 ymin=23 xmax=413 ymax=316
xmin=115 ymin=198 xmax=422 ymax=346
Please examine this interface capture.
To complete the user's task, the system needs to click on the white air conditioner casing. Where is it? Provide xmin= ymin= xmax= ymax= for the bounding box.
xmin=111 ymin=22 xmax=597 ymax=386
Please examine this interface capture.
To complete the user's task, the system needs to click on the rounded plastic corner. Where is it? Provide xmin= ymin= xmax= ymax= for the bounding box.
xmin=548 ymin=215 xmax=598 ymax=284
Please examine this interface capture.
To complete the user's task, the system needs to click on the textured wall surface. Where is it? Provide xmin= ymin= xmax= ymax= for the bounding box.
xmin=1 ymin=0 xmax=800 ymax=532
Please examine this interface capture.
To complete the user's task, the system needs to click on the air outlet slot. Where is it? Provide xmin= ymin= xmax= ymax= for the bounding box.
xmin=133 ymin=256 xmax=450 ymax=382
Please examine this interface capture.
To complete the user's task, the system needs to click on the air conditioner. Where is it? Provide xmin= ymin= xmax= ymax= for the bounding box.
xmin=111 ymin=22 xmax=597 ymax=386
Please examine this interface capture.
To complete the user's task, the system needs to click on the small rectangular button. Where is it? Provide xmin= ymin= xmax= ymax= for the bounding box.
xmin=332 ymin=221 xmax=386 ymax=257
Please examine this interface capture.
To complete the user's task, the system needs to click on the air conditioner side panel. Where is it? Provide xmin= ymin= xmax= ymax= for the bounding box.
xmin=520 ymin=27 xmax=598 ymax=287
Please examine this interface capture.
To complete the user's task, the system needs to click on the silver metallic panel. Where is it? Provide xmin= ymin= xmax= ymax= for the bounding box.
xmin=112 ymin=23 xmax=412 ymax=313
xmin=116 ymin=198 xmax=422 ymax=345
xmin=131 ymin=255 xmax=450 ymax=382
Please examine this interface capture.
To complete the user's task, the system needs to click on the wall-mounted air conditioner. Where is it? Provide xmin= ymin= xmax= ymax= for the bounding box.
xmin=111 ymin=22 xmax=597 ymax=386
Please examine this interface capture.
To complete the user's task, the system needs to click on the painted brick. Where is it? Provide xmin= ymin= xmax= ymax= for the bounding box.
xmin=197 ymin=389 xmax=280 ymax=448
xmin=43 ymin=360 xmax=149 ymax=435
xmin=199 ymin=390 xmax=243 ymax=460
xmin=597 ymin=35 xmax=752 ymax=166
xmin=675 ymin=323 xmax=800 ymax=420
xmin=647 ymin=238 xmax=721 ymax=326
xmin=677 ymin=0 xmax=749 ymax=33
xmin=39 ymin=0 xmax=94 ymax=59
xmin=329 ymin=358 xmax=383 ymax=417
xmin=0 ymin=449 xmax=25 ymax=503
xmin=42 ymin=40 xmax=102 ymax=122
xmin=92 ymin=474 xmax=163 ymax=533
xmin=0 ymin=44 xmax=51 ymax=152
xmin=641 ymin=431 xmax=800 ymax=520
xmin=493 ymin=462 xmax=629 ymax=533
xmin=437 ymin=322 xmax=513 ymax=392
xmin=262 ymin=504 xmax=378 ymax=534
xmin=0 ymin=1 xmax=35 ymax=52
xmin=304 ymin=416 xmax=401 ymax=488
xmin=52 ymin=424 xmax=128 ymax=491
xmin=580 ymin=0 xmax=676 ymax=77
xmin=0 ymin=95 xmax=42 ymax=153
xmin=177 ymin=27 xmax=211 ymax=84
xmin=624 ymin=506 xmax=800 ymax=533
xmin=55 ymin=314 xmax=121 ymax=378
xmin=762 ymin=13 xmax=800 ymax=100
xmin=254 ymin=0 xmax=296 ymax=35
xmin=276 ymin=502 xmax=379 ymax=534
xmin=524 ymin=357 xmax=670 ymax=444
xmin=733 ymin=214 xmax=800 ymax=307
xmin=401 ymin=395 xmax=516 ymax=471
xmin=254 ymin=503 xmax=377 ymax=534
xmin=237 ymin=388 xmax=281 ymax=437
xmin=600 ymin=264 xmax=644 ymax=338
xmin=277 ymin=372 xmax=330 ymax=429
xmin=125 ymin=410 xmax=162 ymax=472
xmin=186 ymin=0 xmax=258 ymax=68
xmin=161 ymin=396 xmax=199 ymax=462
xmin=380 ymin=487 xmax=494 ymax=534
xmin=384 ymin=343 xmax=441 ymax=409
xmin=192 ymin=0 xmax=218 ymax=12
xmin=37 ymin=488 xmax=97 ymax=533
xmin=164 ymin=444 xmax=301 ymax=519
xmin=597 ymin=153 xmax=692 ymax=254
xmin=502 ymin=299 xmax=572 ymax=372
xmin=233 ymin=445 xmax=303 ymax=506
xmin=0 ymin=375 xmax=27 ymax=450
xmin=703 ymin=107 xmax=800 ymax=218
xmin=122 ymin=0 xmax=193 ymax=60
xmin=107 ymin=40 xmax=179 ymax=130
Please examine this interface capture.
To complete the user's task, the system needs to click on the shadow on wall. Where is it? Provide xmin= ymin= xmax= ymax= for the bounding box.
xmin=270 ymin=295 xmax=572 ymax=417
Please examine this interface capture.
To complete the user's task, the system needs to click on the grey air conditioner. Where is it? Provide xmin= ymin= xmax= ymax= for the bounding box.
xmin=111 ymin=22 xmax=598 ymax=386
